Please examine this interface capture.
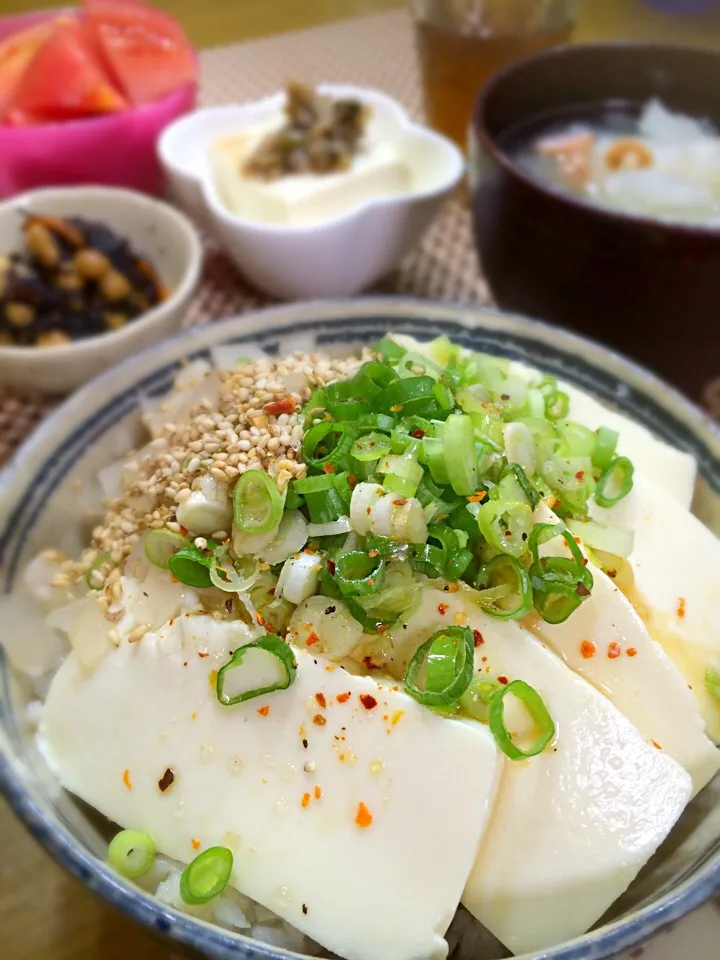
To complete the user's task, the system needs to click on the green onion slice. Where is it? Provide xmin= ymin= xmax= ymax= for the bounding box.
xmin=374 ymin=375 xmax=437 ymax=417
xmin=499 ymin=463 xmax=541 ymax=509
xmin=233 ymin=469 xmax=283 ymax=534
xmin=86 ymin=552 xmax=113 ymax=589
xmin=488 ymin=679 xmax=556 ymax=760
xmin=475 ymin=554 xmax=533 ymax=619
xmin=705 ymin=666 xmax=720 ymax=703
xmin=545 ymin=390 xmax=569 ymax=420
xmin=144 ymin=529 xmax=187 ymax=569
xmin=460 ymin=678 xmax=502 ymax=722
xmin=443 ymin=414 xmax=478 ymax=495
xmin=216 ymin=634 xmax=297 ymax=706
xmin=477 ymin=499 xmax=532 ymax=558
xmin=592 ymin=426 xmax=619 ymax=471
xmin=528 ymin=522 xmax=593 ymax=623
xmin=302 ymin=421 xmax=355 ymax=470
xmin=351 ymin=432 xmax=392 ymax=462
xmin=180 ymin=846 xmax=234 ymax=905
xmin=210 ymin=547 xmax=259 ymax=593
xmin=404 ymin=626 xmax=474 ymax=707
xmin=372 ymin=336 xmax=406 ymax=361
xmin=168 ymin=540 xmax=216 ymax=589
xmin=595 ymin=456 xmax=634 ymax=507
xmin=333 ymin=550 xmax=386 ymax=596
xmin=108 ymin=829 xmax=157 ymax=878
xmin=325 ymin=380 xmax=370 ymax=421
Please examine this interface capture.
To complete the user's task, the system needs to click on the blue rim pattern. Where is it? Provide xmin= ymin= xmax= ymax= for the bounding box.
xmin=1 ymin=297 xmax=719 ymax=960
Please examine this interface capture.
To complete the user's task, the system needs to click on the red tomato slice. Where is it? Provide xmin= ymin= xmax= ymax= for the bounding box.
xmin=84 ymin=0 xmax=197 ymax=106
xmin=0 ymin=21 xmax=54 ymax=119
xmin=10 ymin=18 xmax=127 ymax=122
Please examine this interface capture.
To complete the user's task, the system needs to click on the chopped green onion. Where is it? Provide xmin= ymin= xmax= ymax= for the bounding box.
xmin=592 ymin=426 xmax=619 ymax=471
xmin=397 ymin=352 xmax=444 ymax=381
xmin=302 ymin=421 xmax=355 ymax=470
xmin=233 ymin=470 xmax=283 ymax=534
xmin=333 ymin=550 xmax=385 ymax=596
xmin=372 ymin=336 xmax=406 ymax=361
xmin=86 ymin=552 xmax=112 ymax=588
xmin=377 ymin=454 xmax=424 ymax=497
xmin=325 ymin=380 xmax=370 ymax=421
xmin=488 ymin=679 xmax=555 ymax=760
xmin=705 ymin=666 xmax=720 ymax=702
xmin=499 ymin=463 xmax=541 ymax=509
xmin=180 ymin=846 xmax=234 ymax=905
xmin=168 ymin=540 xmax=216 ymax=588
xmin=216 ymin=633 xmax=297 ymax=706
xmin=304 ymin=486 xmax=348 ymax=524
xmin=284 ymin=481 xmax=303 ymax=510
xmin=373 ymin=375 xmax=438 ymax=417
xmin=443 ymin=414 xmax=478 ymax=495
xmin=354 ymin=413 xmax=397 ymax=433
xmin=351 ymin=432 xmax=392 ymax=462
xmin=460 ymin=678 xmax=501 ymax=722
xmin=595 ymin=456 xmax=634 ymax=507
xmin=545 ymin=390 xmax=569 ymax=420
xmin=294 ymin=473 xmax=335 ymax=494
xmin=475 ymin=554 xmax=533 ymax=619
xmin=404 ymin=626 xmax=474 ymax=707
xmin=210 ymin=547 xmax=259 ymax=593
xmin=477 ymin=499 xmax=532 ymax=558
xmin=144 ymin=529 xmax=187 ymax=569
xmin=557 ymin=420 xmax=596 ymax=458
xmin=423 ymin=436 xmax=451 ymax=485
xmin=529 ymin=522 xmax=593 ymax=623
xmin=108 ymin=829 xmax=157 ymax=879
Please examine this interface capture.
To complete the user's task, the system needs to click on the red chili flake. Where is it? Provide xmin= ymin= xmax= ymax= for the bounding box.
xmin=355 ymin=801 xmax=373 ymax=828
xmin=677 ymin=597 xmax=686 ymax=619
xmin=607 ymin=569 xmax=617 ymax=579
xmin=411 ymin=428 xmax=425 ymax=439
xmin=301 ymin=792 xmax=311 ymax=808
xmin=191 ymin=838 xmax=201 ymax=850
xmin=497 ymin=675 xmax=509 ymax=685
xmin=306 ymin=631 xmax=321 ymax=647
xmin=466 ymin=491 xmax=487 ymax=502
xmin=337 ymin=692 xmax=351 ymax=703
xmin=348 ymin=474 xmax=357 ymax=486
xmin=393 ymin=498 xmax=408 ymax=506
xmin=314 ymin=784 xmax=322 ymax=800
xmin=179 ymin=526 xmax=189 ymax=537
xmin=360 ymin=693 xmax=378 ymax=710
xmin=327 ymin=559 xmax=336 ymax=576
xmin=376 ymin=623 xmax=390 ymax=633
xmin=158 ymin=768 xmax=175 ymax=792
xmin=197 ymin=651 xmax=209 ymax=658
xmin=368 ymin=549 xmax=379 ymax=558
xmin=256 ymin=611 xmax=265 ymax=626
xmin=437 ymin=603 xmax=449 ymax=615
xmin=473 ymin=629 xmax=484 ymax=647
xmin=627 ymin=647 xmax=638 ymax=657
xmin=323 ymin=462 xmax=336 ymax=474
xmin=363 ymin=655 xmax=381 ymax=670
xmin=263 ymin=396 xmax=296 ymax=416
xmin=608 ymin=642 xmax=622 ymax=659
xmin=367 ymin=578 xmax=375 ymax=586
xmin=481 ymin=656 xmax=488 ymax=663
xmin=651 ymin=740 xmax=662 ymax=750
xmin=315 ymin=692 xmax=327 ymax=709
xmin=575 ymin=471 xmax=585 ymax=481
xmin=257 ymin=705 xmax=270 ymax=717
xmin=123 ymin=769 xmax=133 ymax=790
xmin=313 ymin=714 xmax=327 ymax=726
xmin=580 ymin=640 xmax=596 ymax=659
xmin=577 ymin=582 xmax=590 ymax=597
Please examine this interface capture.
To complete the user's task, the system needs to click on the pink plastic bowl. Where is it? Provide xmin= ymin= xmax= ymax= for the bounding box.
xmin=0 ymin=9 xmax=198 ymax=198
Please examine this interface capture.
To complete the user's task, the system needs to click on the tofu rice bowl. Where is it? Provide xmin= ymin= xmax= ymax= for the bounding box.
xmin=5 ymin=331 xmax=720 ymax=960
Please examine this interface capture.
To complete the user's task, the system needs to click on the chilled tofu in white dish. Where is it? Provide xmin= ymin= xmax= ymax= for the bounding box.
xmin=6 ymin=330 xmax=720 ymax=960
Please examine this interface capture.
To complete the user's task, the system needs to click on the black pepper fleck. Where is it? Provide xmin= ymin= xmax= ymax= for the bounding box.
xmin=302 ymin=738 xmax=308 ymax=749
xmin=142 ymin=591 xmax=149 ymax=598
xmin=158 ymin=768 xmax=175 ymax=792
xmin=225 ymin=598 xmax=233 ymax=612
xmin=302 ymin=904 xmax=308 ymax=915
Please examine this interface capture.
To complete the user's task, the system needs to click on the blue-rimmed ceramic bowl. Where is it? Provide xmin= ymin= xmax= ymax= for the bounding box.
xmin=1 ymin=297 xmax=719 ymax=960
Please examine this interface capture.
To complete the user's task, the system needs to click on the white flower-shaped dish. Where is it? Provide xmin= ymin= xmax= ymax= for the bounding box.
xmin=158 ymin=85 xmax=464 ymax=300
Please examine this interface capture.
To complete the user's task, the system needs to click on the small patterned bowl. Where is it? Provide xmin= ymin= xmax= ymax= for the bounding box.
xmin=0 ymin=298 xmax=719 ymax=960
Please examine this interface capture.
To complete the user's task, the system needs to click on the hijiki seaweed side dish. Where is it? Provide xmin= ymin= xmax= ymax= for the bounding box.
xmin=6 ymin=332 xmax=720 ymax=960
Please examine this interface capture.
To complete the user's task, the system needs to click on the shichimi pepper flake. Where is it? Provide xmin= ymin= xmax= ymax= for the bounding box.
xmin=123 ymin=769 xmax=133 ymax=790
xmin=314 ymin=784 xmax=322 ymax=800
xmin=301 ymin=792 xmax=311 ymax=808
xmin=391 ymin=710 xmax=405 ymax=726
xmin=355 ymin=802 xmax=373 ymax=828
xmin=437 ymin=603 xmax=449 ymax=615
xmin=336 ymin=692 xmax=351 ymax=703
xmin=306 ymin=631 xmax=321 ymax=647
xmin=315 ymin=692 xmax=327 ymax=709
xmin=313 ymin=714 xmax=327 ymax=726
xmin=580 ymin=640 xmax=596 ymax=659
xmin=473 ymin=629 xmax=484 ymax=647
xmin=627 ymin=647 xmax=638 ymax=657
xmin=359 ymin=694 xmax=378 ymax=710
xmin=497 ymin=675 xmax=509 ymax=685
xmin=191 ymin=838 xmax=201 ymax=850
xmin=608 ymin=642 xmax=622 ymax=659
xmin=677 ymin=597 xmax=687 ymax=619
xmin=158 ymin=768 xmax=175 ymax=792
xmin=257 ymin=705 xmax=270 ymax=717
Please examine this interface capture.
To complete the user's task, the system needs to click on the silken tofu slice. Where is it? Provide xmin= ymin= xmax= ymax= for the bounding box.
xmin=591 ymin=472 xmax=720 ymax=742
xmin=40 ymin=614 xmax=500 ymax=960
xmin=523 ymin=506 xmax=720 ymax=794
xmin=381 ymin=588 xmax=692 ymax=956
